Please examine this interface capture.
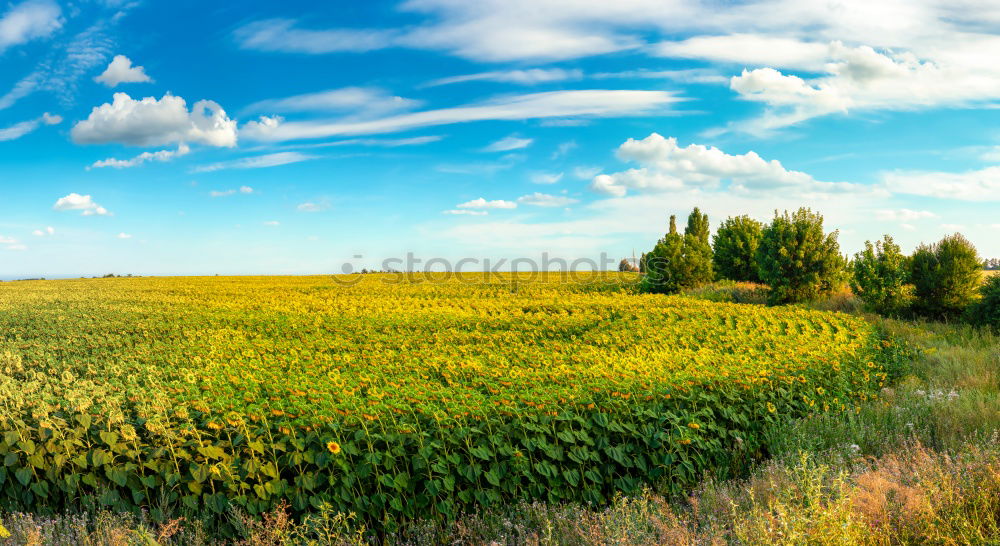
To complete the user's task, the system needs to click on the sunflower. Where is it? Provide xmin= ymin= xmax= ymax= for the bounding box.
xmin=326 ymin=441 xmax=342 ymax=455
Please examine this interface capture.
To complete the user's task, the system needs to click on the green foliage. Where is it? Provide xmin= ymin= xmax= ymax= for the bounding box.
xmin=756 ymin=208 xmax=844 ymax=305
xmin=849 ymin=235 xmax=910 ymax=316
xmin=712 ymin=215 xmax=764 ymax=282
xmin=910 ymin=234 xmax=982 ymax=318
xmin=640 ymin=209 xmax=714 ymax=294
xmin=967 ymin=274 xmax=1000 ymax=331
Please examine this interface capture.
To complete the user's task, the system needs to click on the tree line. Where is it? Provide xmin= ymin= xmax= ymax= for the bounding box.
xmin=632 ymin=207 xmax=999 ymax=331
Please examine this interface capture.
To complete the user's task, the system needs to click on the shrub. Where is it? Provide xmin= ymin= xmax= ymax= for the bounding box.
xmin=756 ymin=208 xmax=844 ymax=305
xmin=712 ymin=215 xmax=764 ymax=282
xmin=910 ymin=234 xmax=981 ymax=318
xmin=967 ymin=274 xmax=1000 ymax=331
xmin=850 ymin=235 xmax=911 ymax=316
xmin=641 ymin=209 xmax=714 ymax=294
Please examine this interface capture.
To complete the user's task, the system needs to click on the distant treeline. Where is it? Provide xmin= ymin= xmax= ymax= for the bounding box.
xmin=634 ymin=207 xmax=998 ymax=331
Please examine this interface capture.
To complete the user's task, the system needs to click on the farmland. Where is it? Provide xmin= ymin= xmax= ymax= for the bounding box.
xmin=0 ymin=273 xmax=902 ymax=534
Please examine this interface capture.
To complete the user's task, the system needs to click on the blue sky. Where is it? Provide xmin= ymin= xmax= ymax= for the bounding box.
xmin=2 ymin=0 xmax=999 ymax=278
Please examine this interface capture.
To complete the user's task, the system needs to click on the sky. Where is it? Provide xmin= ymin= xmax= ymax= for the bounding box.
xmin=1 ymin=0 xmax=999 ymax=278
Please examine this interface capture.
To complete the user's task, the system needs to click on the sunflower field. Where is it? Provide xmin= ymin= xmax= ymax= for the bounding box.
xmin=0 ymin=273 xmax=905 ymax=533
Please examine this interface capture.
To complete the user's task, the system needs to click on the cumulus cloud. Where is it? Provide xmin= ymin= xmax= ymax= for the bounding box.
xmin=32 ymin=226 xmax=54 ymax=237
xmin=240 ymin=90 xmax=679 ymax=142
xmin=456 ymin=198 xmax=517 ymax=210
xmin=425 ymin=68 xmax=583 ymax=87
xmin=94 ymin=55 xmax=152 ymax=87
xmin=193 ymin=151 xmax=317 ymax=173
xmin=882 ymin=166 xmax=1000 ymax=201
xmin=90 ymin=144 xmax=189 ymax=169
xmin=117 ymin=232 xmax=132 ymax=239
xmin=482 ymin=135 xmax=532 ymax=152
xmin=0 ymin=111 xmax=61 ymax=141
xmin=517 ymin=192 xmax=579 ymax=207
xmin=589 ymin=133 xmax=861 ymax=197
xmin=72 ymin=93 xmax=237 ymax=148
xmin=0 ymin=0 xmax=62 ymax=54
xmin=53 ymin=193 xmax=111 ymax=216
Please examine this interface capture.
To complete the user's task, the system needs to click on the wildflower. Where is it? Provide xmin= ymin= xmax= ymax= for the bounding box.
xmin=326 ymin=441 xmax=342 ymax=455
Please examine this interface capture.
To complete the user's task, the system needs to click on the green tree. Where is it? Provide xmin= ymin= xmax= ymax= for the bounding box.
xmin=967 ymin=274 xmax=1000 ymax=332
xmin=849 ymin=235 xmax=910 ymax=316
xmin=756 ymin=208 xmax=844 ymax=304
xmin=910 ymin=233 xmax=982 ymax=318
xmin=641 ymin=208 xmax=714 ymax=294
xmin=712 ymin=215 xmax=764 ymax=282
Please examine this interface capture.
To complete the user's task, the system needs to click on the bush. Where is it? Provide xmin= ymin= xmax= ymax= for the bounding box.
xmin=849 ymin=235 xmax=910 ymax=316
xmin=756 ymin=208 xmax=844 ymax=305
xmin=641 ymin=209 xmax=714 ymax=294
xmin=712 ymin=215 xmax=764 ymax=282
xmin=910 ymin=234 xmax=981 ymax=318
xmin=967 ymin=274 xmax=1000 ymax=331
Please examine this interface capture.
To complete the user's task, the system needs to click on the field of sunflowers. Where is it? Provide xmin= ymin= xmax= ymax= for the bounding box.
xmin=0 ymin=273 xmax=905 ymax=533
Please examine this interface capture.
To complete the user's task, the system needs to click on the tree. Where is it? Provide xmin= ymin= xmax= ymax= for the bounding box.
xmin=850 ymin=235 xmax=910 ymax=316
xmin=967 ymin=274 xmax=1000 ymax=332
xmin=910 ymin=233 xmax=982 ymax=318
xmin=756 ymin=208 xmax=844 ymax=304
xmin=618 ymin=258 xmax=638 ymax=272
xmin=712 ymin=215 xmax=764 ymax=282
xmin=640 ymin=208 xmax=714 ymax=294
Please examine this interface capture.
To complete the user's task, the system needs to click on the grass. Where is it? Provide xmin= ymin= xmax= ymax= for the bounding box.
xmin=1 ymin=288 xmax=998 ymax=544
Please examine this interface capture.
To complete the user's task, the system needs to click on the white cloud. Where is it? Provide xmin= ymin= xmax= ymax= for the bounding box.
xmin=90 ymin=144 xmax=189 ymax=169
xmin=210 ymin=186 xmax=254 ymax=198
xmin=53 ymin=193 xmax=111 ymax=216
xmin=456 ymin=198 xmax=517 ymax=210
xmin=425 ymin=68 xmax=583 ymax=87
xmin=573 ymin=165 xmax=602 ymax=179
xmin=193 ymin=152 xmax=317 ymax=173
xmin=482 ymin=135 xmax=533 ymax=152
xmin=117 ymin=232 xmax=132 ymax=239
xmin=32 ymin=226 xmax=54 ymax=237
xmin=517 ymin=192 xmax=579 ymax=207
xmin=941 ymin=223 xmax=965 ymax=232
xmin=94 ymin=55 xmax=152 ymax=87
xmin=241 ymin=90 xmax=679 ymax=142
xmin=551 ymin=141 xmax=577 ymax=159
xmin=297 ymin=200 xmax=330 ymax=212
xmin=234 ymin=19 xmax=396 ymax=54
xmin=443 ymin=209 xmax=488 ymax=216
xmin=725 ymin=41 xmax=1000 ymax=133
xmin=589 ymin=133 xmax=862 ymax=197
xmin=0 ymin=111 xmax=61 ymax=141
xmin=875 ymin=209 xmax=938 ymax=221
xmin=882 ymin=166 xmax=1000 ymax=201
xmin=0 ymin=0 xmax=61 ymax=54
xmin=530 ymin=171 xmax=564 ymax=184
xmin=245 ymin=87 xmax=419 ymax=116
xmin=72 ymin=92 xmax=237 ymax=148
xmin=0 ymin=233 xmax=26 ymax=251
xmin=263 ymin=220 xmax=280 ymax=226
xmin=654 ymin=35 xmax=830 ymax=71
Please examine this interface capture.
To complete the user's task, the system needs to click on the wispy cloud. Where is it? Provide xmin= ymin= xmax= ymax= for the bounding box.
xmin=482 ymin=135 xmax=532 ymax=152
xmin=241 ymin=90 xmax=681 ymax=142
xmin=0 ymin=112 xmax=60 ymax=141
xmin=193 ymin=152 xmax=317 ymax=173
